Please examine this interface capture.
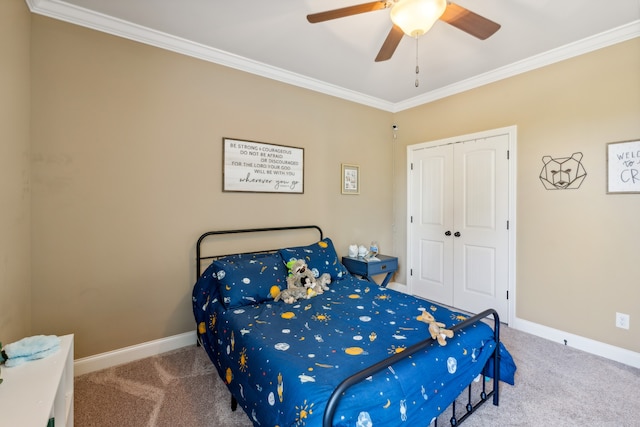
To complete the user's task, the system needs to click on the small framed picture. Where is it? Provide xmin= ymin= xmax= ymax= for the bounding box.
xmin=341 ymin=164 xmax=360 ymax=194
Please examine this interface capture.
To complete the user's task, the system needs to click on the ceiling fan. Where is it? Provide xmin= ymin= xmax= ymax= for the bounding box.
xmin=307 ymin=0 xmax=501 ymax=62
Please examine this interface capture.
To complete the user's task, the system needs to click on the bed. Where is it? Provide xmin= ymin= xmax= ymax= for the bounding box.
xmin=192 ymin=226 xmax=516 ymax=427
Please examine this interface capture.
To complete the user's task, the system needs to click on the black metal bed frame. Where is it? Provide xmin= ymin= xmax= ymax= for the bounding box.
xmin=196 ymin=225 xmax=323 ymax=278
xmin=323 ymin=309 xmax=501 ymax=427
xmin=195 ymin=225 xmax=502 ymax=427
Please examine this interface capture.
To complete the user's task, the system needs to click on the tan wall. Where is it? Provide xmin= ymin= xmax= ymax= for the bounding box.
xmin=13 ymin=6 xmax=640 ymax=359
xmin=392 ymin=39 xmax=640 ymax=352
xmin=30 ymin=16 xmax=394 ymax=358
xmin=0 ymin=0 xmax=32 ymax=343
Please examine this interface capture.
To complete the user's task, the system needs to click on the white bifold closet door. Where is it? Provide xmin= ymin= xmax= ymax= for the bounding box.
xmin=408 ymin=134 xmax=509 ymax=321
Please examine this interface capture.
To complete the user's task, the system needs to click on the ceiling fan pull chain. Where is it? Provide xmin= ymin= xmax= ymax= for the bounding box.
xmin=415 ymin=36 xmax=420 ymax=87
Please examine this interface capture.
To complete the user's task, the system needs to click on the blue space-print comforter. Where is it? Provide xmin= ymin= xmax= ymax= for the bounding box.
xmin=193 ymin=269 xmax=515 ymax=427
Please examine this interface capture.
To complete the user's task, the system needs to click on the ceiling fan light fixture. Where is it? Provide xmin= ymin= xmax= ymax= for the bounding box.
xmin=390 ymin=0 xmax=447 ymax=37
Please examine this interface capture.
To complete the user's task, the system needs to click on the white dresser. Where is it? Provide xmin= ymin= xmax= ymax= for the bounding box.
xmin=0 ymin=334 xmax=74 ymax=426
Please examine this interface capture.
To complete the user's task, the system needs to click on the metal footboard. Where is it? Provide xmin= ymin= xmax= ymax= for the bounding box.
xmin=434 ymin=366 xmax=496 ymax=426
xmin=322 ymin=309 xmax=501 ymax=427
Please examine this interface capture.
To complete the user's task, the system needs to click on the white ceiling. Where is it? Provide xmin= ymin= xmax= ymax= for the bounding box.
xmin=27 ymin=0 xmax=640 ymax=112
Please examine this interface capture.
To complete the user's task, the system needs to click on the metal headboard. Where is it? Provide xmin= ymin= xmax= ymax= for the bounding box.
xmin=196 ymin=225 xmax=323 ymax=277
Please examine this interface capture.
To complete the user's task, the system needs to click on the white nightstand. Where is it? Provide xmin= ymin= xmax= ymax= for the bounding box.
xmin=0 ymin=334 xmax=74 ymax=426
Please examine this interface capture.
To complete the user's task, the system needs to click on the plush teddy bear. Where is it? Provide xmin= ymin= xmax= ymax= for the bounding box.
xmin=417 ymin=310 xmax=454 ymax=346
xmin=286 ymin=259 xmax=331 ymax=295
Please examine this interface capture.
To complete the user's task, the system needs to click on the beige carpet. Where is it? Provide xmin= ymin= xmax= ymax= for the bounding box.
xmin=74 ymin=345 xmax=252 ymax=427
xmin=75 ymin=325 xmax=640 ymax=426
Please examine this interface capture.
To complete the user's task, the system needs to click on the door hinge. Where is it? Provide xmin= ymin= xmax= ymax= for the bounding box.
xmin=507 ymin=150 xmax=510 ymax=160
xmin=410 ymin=268 xmax=413 ymax=276
xmin=507 ymin=220 xmax=509 ymax=230
xmin=410 ymin=162 xmax=414 ymax=170
xmin=506 ymin=290 xmax=509 ymax=300
xmin=410 ymin=216 xmax=413 ymax=223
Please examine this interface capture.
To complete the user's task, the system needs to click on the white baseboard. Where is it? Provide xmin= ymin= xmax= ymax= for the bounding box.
xmin=387 ymin=281 xmax=409 ymax=293
xmin=511 ymin=316 xmax=640 ymax=369
xmin=74 ymin=331 xmax=197 ymax=376
xmin=391 ymin=282 xmax=639 ymax=369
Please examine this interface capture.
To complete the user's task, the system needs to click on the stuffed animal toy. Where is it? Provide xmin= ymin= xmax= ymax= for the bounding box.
xmin=272 ymin=259 xmax=333 ymax=304
xmin=286 ymin=259 xmax=331 ymax=295
xmin=286 ymin=259 xmax=315 ymax=288
xmin=304 ymin=270 xmax=331 ymax=297
xmin=273 ymin=285 xmax=308 ymax=304
xmin=314 ymin=273 xmax=331 ymax=292
xmin=417 ymin=310 xmax=454 ymax=346
xmin=270 ymin=260 xmax=312 ymax=304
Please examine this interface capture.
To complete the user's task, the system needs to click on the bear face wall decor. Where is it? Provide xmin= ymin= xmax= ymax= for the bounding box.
xmin=539 ymin=152 xmax=587 ymax=190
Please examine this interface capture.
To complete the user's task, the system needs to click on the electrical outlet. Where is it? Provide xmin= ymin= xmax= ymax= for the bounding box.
xmin=615 ymin=312 xmax=630 ymax=330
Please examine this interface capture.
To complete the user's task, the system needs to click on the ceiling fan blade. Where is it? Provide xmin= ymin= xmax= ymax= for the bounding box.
xmin=307 ymin=1 xmax=389 ymax=23
xmin=440 ymin=3 xmax=501 ymax=40
xmin=375 ymin=25 xmax=404 ymax=62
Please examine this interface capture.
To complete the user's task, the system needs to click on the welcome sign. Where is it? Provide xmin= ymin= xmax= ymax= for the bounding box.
xmin=607 ymin=139 xmax=640 ymax=194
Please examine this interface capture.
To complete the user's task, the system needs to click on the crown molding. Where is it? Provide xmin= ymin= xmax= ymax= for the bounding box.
xmin=26 ymin=1 xmax=639 ymax=113
xmin=393 ymin=20 xmax=640 ymax=112
xmin=25 ymin=0 xmax=396 ymax=111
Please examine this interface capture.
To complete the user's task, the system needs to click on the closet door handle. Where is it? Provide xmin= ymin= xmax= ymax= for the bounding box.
xmin=445 ymin=231 xmax=451 ymax=236
xmin=454 ymin=232 xmax=461 ymax=237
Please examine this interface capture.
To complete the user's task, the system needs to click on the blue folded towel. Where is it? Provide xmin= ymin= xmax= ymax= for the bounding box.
xmin=2 ymin=335 xmax=61 ymax=367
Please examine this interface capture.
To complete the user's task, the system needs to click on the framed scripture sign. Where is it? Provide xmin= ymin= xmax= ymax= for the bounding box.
xmin=223 ymin=138 xmax=304 ymax=193
xmin=607 ymin=139 xmax=640 ymax=194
